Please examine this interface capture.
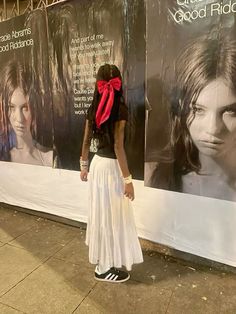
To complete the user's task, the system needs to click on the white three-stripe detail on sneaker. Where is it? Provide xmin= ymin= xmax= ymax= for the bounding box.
xmin=105 ymin=273 xmax=113 ymax=279
xmin=113 ymin=275 xmax=118 ymax=280
xmin=109 ymin=274 xmax=116 ymax=280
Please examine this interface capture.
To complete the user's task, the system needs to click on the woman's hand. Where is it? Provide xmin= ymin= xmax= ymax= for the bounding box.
xmin=124 ymin=182 xmax=135 ymax=201
xmin=80 ymin=169 xmax=88 ymax=181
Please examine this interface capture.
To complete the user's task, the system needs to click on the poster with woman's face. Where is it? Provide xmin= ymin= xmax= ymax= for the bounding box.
xmin=0 ymin=9 xmax=54 ymax=167
xmin=145 ymin=0 xmax=236 ymax=202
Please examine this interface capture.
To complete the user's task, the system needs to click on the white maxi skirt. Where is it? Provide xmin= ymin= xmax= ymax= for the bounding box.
xmin=85 ymin=154 xmax=143 ymax=271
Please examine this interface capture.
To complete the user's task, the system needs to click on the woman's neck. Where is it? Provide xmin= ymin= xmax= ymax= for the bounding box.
xmin=15 ymin=134 xmax=34 ymax=151
xmin=199 ymin=152 xmax=236 ymax=179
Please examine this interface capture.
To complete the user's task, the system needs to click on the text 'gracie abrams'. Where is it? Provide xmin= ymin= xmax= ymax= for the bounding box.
xmin=172 ymin=0 xmax=236 ymax=24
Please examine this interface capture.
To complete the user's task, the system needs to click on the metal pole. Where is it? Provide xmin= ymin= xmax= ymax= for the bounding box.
xmin=3 ymin=0 xmax=6 ymax=20
xmin=16 ymin=0 xmax=20 ymax=15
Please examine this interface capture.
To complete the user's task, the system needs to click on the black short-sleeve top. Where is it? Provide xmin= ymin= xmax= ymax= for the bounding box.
xmin=87 ymin=94 xmax=128 ymax=159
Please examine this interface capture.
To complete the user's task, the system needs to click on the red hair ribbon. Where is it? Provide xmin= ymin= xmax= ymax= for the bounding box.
xmin=95 ymin=77 xmax=122 ymax=128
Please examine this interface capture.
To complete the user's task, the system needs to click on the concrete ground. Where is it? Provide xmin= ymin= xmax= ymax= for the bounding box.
xmin=0 ymin=205 xmax=236 ymax=314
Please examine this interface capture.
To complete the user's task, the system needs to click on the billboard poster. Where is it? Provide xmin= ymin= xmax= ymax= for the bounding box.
xmin=47 ymin=0 xmax=145 ymax=178
xmin=0 ymin=9 xmax=54 ymax=167
xmin=0 ymin=0 xmax=145 ymax=177
xmin=125 ymin=0 xmax=145 ymax=179
xmin=145 ymin=0 xmax=236 ymax=202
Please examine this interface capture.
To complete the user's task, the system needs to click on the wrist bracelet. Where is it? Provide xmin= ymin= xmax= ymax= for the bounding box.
xmin=123 ymin=174 xmax=132 ymax=184
xmin=80 ymin=157 xmax=89 ymax=170
xmin=80 ymin=165 xmax=88 ymax=171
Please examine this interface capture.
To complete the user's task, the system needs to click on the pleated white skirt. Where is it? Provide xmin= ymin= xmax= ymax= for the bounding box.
xmin=85 ymin=154 xmax=143 ymax=271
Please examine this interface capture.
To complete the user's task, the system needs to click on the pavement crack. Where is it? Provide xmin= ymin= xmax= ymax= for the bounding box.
xmin=0 ymin=300 xmax=28 ymax=313
xmin=7 ymin=224 xmax=38 ymax=244
xmin=0 ymin=246 xmax=63 ymax=298
xmin=71 ymin=282 xmax=98 ymax=313
xmin=165 ymin=290 xmax=174 ymax=314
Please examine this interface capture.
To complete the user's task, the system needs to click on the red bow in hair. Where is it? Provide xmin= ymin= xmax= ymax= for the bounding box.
xmin=96 ymin=77 xmax=122 ymax=128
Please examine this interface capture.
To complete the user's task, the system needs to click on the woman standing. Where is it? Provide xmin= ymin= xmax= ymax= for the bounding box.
xmin=80 ymin=64 xmax=143 ymax=282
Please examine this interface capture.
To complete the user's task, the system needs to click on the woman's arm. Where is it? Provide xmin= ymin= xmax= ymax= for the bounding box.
xmin=114 ymin=120 xmax=135 ymax=201
xmin=80 ymin=119 xmax=92 ymax=181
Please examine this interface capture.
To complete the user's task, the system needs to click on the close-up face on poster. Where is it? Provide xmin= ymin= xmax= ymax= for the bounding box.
xmin=0 ymin=9 xmax=54 ymax=167
xmin=145 ymin=0 xmax=236 ymax=202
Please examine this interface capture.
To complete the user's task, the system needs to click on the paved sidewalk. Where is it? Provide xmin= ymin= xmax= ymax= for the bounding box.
xmin=0 ymin=205 xmax=236 ymax=314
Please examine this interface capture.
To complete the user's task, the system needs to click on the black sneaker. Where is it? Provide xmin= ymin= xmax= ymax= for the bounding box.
xmin=94 ymin=267 xmax=130 ymax=283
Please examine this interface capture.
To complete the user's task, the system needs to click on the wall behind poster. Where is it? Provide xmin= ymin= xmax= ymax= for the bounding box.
xmin=145 ymin=0 xmax=236 ymax=202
